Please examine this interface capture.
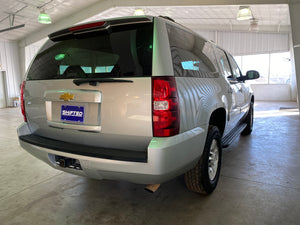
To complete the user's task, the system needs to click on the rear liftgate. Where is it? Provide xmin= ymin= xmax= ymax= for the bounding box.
xmin=45 ymin=89 xmax=102 ymax=132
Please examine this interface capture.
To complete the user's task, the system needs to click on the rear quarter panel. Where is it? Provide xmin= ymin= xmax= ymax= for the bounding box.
xmin=176 ymin=77 xmax=226 ymax=133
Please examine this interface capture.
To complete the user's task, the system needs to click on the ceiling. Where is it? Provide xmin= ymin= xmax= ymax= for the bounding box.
xmin=0 ymin=0 xmax=290 ymax=42
xmin=0 ymin=0 xmax=99 ymax=40
xmin=84 ymin=5 xmax=290 ymax=32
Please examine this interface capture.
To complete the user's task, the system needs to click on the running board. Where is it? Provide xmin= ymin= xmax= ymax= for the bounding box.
xmin=222 ymin=123 xmax=247 ymax=148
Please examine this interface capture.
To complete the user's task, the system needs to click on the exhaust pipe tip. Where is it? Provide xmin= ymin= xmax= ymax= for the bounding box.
xmin=58 ymin=158 xmax=66 ymax=167
xmin=144 ymin=184 xmax=160 ymax=193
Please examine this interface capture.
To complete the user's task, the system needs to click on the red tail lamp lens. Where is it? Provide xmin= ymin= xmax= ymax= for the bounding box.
xmin=152 ymin=77 xmax=180 ymax=137
xmin=69 ymin=21 xmax=106 ymax=32
xmin=20 ymin=81 xmax=27 ymax=122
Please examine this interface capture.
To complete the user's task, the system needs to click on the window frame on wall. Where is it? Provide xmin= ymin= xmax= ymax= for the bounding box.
xmin=234 ymin=51 xmax=291 ymax=85
xmin=269 ymin=52 xmax=292 ymax=84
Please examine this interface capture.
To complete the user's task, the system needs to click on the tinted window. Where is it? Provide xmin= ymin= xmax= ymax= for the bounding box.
xmin=228 ymin=53 xmax=241 ymax=80
xmin=215 ymin=47 xmax=232 ymax=78
xmin=166 ymin=24 xmax=218 ymax=78
xmin=27 ymin=23 xmax=153 ymax=80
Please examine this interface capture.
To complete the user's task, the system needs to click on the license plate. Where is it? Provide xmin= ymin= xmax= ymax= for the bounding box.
xmin=61 ymin=105 xmax=84 ymax=123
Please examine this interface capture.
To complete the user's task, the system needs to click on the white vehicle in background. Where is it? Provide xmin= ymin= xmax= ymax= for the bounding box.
xmin=18 ymin=16 xmax=259 ymax=194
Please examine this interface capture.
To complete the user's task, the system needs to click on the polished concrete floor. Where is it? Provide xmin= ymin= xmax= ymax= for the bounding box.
xmin=0 ymin=101 xmax=300 ymax=225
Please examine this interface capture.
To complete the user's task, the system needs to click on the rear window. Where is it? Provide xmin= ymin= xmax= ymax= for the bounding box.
xmin=27 ymin=23 xmax=153 ymax=80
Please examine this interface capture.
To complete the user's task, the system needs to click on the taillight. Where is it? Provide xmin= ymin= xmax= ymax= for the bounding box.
xmin=152 ymin=76 xmax=180 ymax=137
xmin=20 ymin=81 xmax=27 ymax=122
xmin=69 ymin=21 xmax=106 ymax=32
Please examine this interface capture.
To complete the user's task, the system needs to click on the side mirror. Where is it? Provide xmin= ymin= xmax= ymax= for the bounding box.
xmin=245 ymin=70 xmax=260 ymax=80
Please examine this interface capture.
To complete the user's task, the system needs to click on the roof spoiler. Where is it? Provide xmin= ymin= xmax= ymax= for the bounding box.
xmin=158 ymin=16 xmax=175 ymax=22
xmin=49 ymin=17 xmax=153 ymax=41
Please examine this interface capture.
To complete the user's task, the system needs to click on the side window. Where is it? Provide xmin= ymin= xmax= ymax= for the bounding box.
xmin=166 ymin=24 xmax=218 ymax=78
xmin=215 ymin=47 xmax=232 ymax=78
xmin=227 ymin=53 xmax=241 ymax=80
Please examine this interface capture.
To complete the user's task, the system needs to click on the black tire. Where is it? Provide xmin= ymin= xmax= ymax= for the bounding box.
xmin=241 ymin=102 xmax=254 ymax=136
xmin=184 ymin=125 xmax=222 ymax=194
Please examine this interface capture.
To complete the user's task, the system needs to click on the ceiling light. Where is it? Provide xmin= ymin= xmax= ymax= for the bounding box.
xmin=134 ymin=9 xmax=145 ymax=16
xmin=38 ymin=10 xmax=52 ymax=24
xmin=237 ymin=6 xmax=253 ymax=21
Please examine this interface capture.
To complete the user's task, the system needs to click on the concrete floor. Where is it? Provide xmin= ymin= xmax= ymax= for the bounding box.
xmin=0 ymin=101 xmax=300 ymax=225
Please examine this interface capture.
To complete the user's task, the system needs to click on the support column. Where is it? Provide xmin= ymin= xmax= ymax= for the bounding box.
xmin=289 ymin=0 xmax=300 ymax=108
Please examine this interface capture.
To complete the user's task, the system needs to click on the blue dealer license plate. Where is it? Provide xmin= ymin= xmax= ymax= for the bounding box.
xmin=61 ymin=105 xmax=84 ymax=123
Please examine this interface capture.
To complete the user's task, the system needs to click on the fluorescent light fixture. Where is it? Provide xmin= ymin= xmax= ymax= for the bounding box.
xmin=38 ymin=10 xmax=52 ymax=24
xmin=237 ymin=6 xmax=253 ymax=20
xmin=134 ymin=9 xmax=145 ymax=16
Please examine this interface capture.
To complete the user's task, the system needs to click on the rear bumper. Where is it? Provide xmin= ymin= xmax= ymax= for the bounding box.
xmin=19 ymin=133 xmax=147 ymax=163
xmin=18 ymin=123 xmax=206 ymax=184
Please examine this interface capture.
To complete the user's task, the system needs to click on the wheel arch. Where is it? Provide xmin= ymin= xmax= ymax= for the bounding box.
xmin=209 ymin=108 xmax=226 ymax=136
xmin=251 ymin=95 xmax=254 ymax=104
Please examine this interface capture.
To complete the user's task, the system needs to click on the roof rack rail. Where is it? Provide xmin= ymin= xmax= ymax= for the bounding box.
xmin=158 ymin=16 xmax=175 ymax=22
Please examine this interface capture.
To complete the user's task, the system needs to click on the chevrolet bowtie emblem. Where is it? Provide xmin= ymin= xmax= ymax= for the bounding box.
xmin=60 ymin=93 xmax=74 ymax=101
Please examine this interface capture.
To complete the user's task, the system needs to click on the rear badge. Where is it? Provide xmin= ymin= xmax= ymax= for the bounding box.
xmin=60 ymin=93 xmax=74 ymax=101
xmin=61 ymin=105 xmax=84 ymax=123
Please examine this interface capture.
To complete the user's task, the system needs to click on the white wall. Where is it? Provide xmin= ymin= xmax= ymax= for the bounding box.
xmin=197 ymin=30 xmax=290 ymax=55
xmin=251 ymin=84 xmax=291 ymax=101
xmin=218 ymin=32 xmax=289 ymax=55
xmin=24 ymin=38 xmax=47 ymax=71
xmin=0 ymin=41 xmax=22 ymax=106
xmin=25 ymin=44 xmax=40 ymax=71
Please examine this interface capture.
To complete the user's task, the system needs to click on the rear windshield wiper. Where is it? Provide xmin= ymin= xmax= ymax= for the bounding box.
xmin=73 ymin=78 xmax=134 ymax=86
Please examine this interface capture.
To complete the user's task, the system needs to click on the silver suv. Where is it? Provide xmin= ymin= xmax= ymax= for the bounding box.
xmin=18 ymin=16 xmax=259 ymax=194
